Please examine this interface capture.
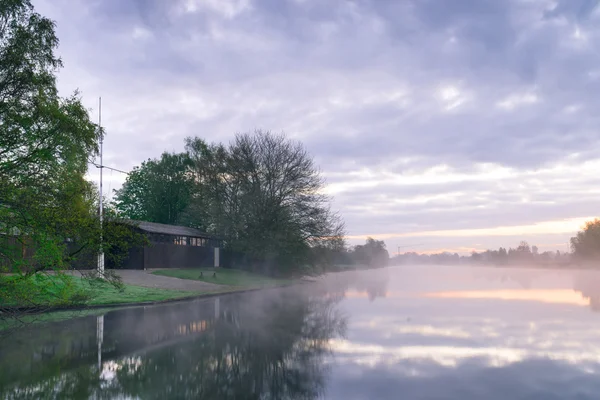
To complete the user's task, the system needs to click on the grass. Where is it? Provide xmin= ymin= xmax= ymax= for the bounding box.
xmin=152 ymin=268 xmax=294 ymax=288
xmin=0 ymin=273 xmax=206 ymax=310
xmin=0 ymin=269 xmax=293 ymax=330
xmin=77 ymin=277 xmax=202 ymax=305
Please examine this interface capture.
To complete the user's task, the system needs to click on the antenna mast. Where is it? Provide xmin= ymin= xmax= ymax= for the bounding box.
xmin=97 ymin=97 xmax=104 ymax=277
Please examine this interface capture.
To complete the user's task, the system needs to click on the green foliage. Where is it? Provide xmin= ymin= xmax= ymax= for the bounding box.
xmin=114 ymin=132 xmax=346 ymax=275
xmin=74 ymin=277 xmax=199 ymax=305
xmin=152 ymin=268 xmax=294 ymax=287
xmin=571 ymin=219 xmax=600 ymax=260
xmin=112 ymin=152 xmax=193 ymax=225
xmin=0 ymin=273 xmax=204 ymax=310
xmin=184 ymin=131 xmax=345 ymax=274
xmin=0 ymin=0 xmax=101 ymax=275
xmin=0 ymin=272 xmax=89 ymax=309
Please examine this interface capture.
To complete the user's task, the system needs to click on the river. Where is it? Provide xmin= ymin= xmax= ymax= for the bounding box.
xmin=2 ymin=265 xmax=600 ymax=399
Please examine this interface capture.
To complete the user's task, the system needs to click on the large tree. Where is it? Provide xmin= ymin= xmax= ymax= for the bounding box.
xmin=0 ymin=0 xmax=101 ymax=273
xmin=112 ymin=152 xmax=193 ymax=225
xmin=571 ymin=219 xmax=600 ymax=261
xmin=185 ymin=131 xmax=345 ymax=274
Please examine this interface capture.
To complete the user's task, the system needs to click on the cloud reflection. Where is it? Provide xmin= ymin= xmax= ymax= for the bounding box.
xmin=325 ymin=267 xmax=600 ymax=399
xmin=424 ymin=289 xmax=590 ymax=306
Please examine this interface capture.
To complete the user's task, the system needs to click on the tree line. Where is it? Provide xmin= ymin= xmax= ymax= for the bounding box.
xmin=394 ymin=241 xmax=570 ymax=267
xmin=112 ymin=132 xmax=346 ymax=275
xmin=395 ymin=219 xmax=600 ymax=268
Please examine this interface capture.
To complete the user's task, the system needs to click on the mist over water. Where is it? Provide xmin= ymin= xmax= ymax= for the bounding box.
xmin=3 ymin=266 xmax=600 ymax=399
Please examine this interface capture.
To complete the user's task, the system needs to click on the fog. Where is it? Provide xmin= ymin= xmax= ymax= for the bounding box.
xmin=3 ymin=265 xmax=600 ymax=399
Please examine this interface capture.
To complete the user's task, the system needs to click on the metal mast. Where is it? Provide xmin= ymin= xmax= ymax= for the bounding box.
xmin=97 ymin=97 xmax=104 ymax=277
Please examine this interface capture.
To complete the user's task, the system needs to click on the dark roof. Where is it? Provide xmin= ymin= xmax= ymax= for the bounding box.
xmin=122 ymin=220 xmax=217 ymax=239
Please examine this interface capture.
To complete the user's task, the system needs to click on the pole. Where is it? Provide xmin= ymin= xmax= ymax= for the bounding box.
xmin=97 ymin=97 xmax=104 ymax=277
xmin=97 ymin=315 xmax=104 ymax=373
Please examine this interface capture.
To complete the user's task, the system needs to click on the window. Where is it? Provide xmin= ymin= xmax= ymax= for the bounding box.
xmin=174 ymin=236 xmax=188 ymax=246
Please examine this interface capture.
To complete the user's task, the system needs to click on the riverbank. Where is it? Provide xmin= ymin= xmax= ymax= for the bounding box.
xmin=0 ymin=269 xmax=301 ymax=317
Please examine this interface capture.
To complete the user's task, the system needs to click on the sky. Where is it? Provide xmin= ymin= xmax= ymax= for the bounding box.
xmin=32 ymin=0 xmax=600 ymax=255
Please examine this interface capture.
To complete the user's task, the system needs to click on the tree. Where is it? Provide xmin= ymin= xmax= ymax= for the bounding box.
xmin=0 ymin=1 xmax=141 ymax=323
xmin=512 ymin=241 xmax=533 ymax=263
xmin=112 ymin=152 xmax=193 ymax=225
xmin=351 ymin=237 xmax=389 ymax=268
xmin=182 ymin=138 xmax=230 ymax=233
xmin=185 ymin=131 xmax=345 ymax=275
xmin=571 ymin=219 xmax=600 ymax=260
xmin=0 ymin=0 xmax=100 ymax=274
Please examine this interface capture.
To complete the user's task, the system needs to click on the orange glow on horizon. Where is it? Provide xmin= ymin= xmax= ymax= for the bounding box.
xmin=425 ymin=289 xmax=589 ymax=306
xmin=343 ymin=289 xmax=591 ymax=307
xmin=346 ymin=216 xmax=595 ymax=241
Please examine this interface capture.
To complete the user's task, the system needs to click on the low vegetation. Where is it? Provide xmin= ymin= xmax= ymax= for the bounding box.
xmin=0 ymin=273 xmax=204 ymax=310
xmin=152 ymin=268 xmax=294 ymax=288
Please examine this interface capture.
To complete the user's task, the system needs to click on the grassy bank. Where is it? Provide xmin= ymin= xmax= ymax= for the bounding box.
xmin=0 ymin=273 xmax=203 ymax=309
xmin=153 ymin=268 xmax=294 ymax=288
xmin=1 ymin=269 xmax=297 ymax=330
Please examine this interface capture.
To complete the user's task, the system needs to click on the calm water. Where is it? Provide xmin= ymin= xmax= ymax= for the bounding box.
xmin=3 ymin=265 xmax=600 ymax=399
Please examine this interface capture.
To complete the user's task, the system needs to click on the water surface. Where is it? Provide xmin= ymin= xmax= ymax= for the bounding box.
xmin=2 ymin=265 xmax=600 ymax=399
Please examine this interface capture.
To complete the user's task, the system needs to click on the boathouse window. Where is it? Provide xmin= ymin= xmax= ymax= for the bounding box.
xmin=174 ymin=236 xmax=188 ymax=246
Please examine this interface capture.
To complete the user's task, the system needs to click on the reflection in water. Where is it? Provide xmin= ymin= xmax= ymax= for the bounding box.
xmin=326 ymin=267 xmax=600 ymax=399
xmin=6 ymin=266 xmax=600 ymax=399
xmin=329 ymin=269 xmax=389 ymax=302
xmin=573 ymin=271 xmax=600 ymax=311
xmin=0 ymin=284 xmax=347 ymax=399
xmin=424 ymin=289 xmax=590 ymax=306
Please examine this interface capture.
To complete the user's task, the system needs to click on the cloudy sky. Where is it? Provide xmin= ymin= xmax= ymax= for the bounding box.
xmin=33 ymin=0 xmax=600 ymax=254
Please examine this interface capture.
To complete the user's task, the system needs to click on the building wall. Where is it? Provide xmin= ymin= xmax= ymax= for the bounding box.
xmin=143 ymin=242 xmax=214 ymax=269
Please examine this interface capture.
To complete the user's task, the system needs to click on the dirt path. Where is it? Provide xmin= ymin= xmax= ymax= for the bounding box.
xmin=112 ymin=270 xmax=231 ymax=292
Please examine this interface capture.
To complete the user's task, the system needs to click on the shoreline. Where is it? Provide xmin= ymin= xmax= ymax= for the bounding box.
xmin=0 ymin=281 xmax=305 ymax=316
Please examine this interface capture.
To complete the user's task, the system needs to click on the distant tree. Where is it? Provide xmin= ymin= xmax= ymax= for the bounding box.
xmin=471 ymin=251 xmax=482 ymax=263
xmin=571 ymin=219 xmax=600 ymax=260
xmin=538 ymin=251 xmax=553 ymax=264
xmin=351 ymin=238 xmax=389 ymax=268
xmin=516 ymin=241 xmax=531 ymax=254
xmin=532 ymin=245 xmax=539 ymax=256
xmin=112 ymin=152 xmax=193 ymax=225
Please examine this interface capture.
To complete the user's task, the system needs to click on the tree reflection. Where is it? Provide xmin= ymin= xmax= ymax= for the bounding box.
xmin=573 ymin=272 xmax=600 ymax=312
xmin=1 ymin=285 xmax=347 ymax=400
xmin=325 ymin=269 xmax=389 ymax=301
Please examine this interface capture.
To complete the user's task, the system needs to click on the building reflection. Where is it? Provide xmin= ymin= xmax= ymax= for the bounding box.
xmin=0 ymin=283 xmax=348 ymax=400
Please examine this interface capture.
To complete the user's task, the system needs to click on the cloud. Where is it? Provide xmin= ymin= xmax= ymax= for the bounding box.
xmin=31 ymin=0 xmax=600 ymax=252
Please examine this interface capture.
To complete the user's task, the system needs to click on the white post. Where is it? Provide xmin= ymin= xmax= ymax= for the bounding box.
xmin=214 ymin=247 xmax=220 ymax=268
xmin=97 ymin=97 xmax=105 ymax=277
xmin=214 ymin=297 xmax=220 ymax=319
